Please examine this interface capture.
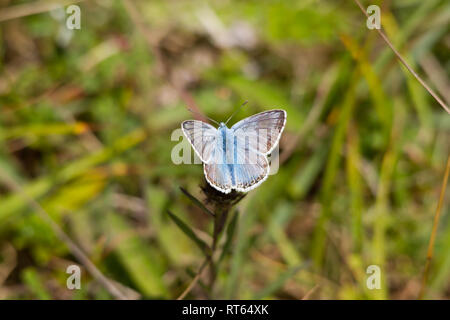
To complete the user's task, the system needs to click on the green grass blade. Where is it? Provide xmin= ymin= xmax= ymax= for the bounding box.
xmin=180 ymin=187 xmax=215 ymax=217
xmin=167 ymin=210 xmax=211 ymax=257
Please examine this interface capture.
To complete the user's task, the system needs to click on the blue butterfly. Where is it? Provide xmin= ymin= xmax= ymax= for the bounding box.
xmin=182 ymin=109 xmax=286 ymax=193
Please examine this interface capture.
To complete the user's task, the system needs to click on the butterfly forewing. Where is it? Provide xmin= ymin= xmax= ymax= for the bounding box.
xmin=231 ymin=109 xmax=286 ymax=155
xmin=181 ymin=120 xmax=217 ymax=163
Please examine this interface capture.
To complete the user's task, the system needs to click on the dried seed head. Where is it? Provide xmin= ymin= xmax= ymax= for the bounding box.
xmin=201 ymin=179 xmax=246 ymax=214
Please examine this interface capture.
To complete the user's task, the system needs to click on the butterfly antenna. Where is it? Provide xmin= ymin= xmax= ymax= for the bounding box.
xmin=187 ymin=108 xmax=220 ymax=125
xmin=224 ymin=100 xmax=248 ymax=125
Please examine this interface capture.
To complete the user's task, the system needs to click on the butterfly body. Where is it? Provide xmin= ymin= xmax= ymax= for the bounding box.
xmin=182 ymin=109 xmax=286 ymax=193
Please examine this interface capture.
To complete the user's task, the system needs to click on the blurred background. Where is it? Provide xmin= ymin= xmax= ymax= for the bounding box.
xmin=0 ymin=0 xmax=449 ymax=300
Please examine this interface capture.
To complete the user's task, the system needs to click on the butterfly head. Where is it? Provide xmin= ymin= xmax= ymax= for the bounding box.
xmin=219 ymin=122 xmax=226 ymax=128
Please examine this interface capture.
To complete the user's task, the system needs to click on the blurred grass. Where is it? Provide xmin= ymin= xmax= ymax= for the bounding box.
xmin=0 ymin=0 xmax=449 ymax=300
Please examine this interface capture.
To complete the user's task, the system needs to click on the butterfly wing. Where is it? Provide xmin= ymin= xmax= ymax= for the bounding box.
xmin=231 ymin=109 xmax=286 ymax=155
xmin=230 ymin=109 xmax=286 ymax=192
xmin=232 ymin=151 xmax=269 ymax=192
xmin=181 ymin=120 xmax=217 ymax=163
xmin=203 ymin=139 xmax=233 ymax=193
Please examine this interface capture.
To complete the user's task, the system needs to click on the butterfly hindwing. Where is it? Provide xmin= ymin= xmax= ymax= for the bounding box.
xmin=232 ymin=151 xmax=269 ymax=192
xmin=203 ymin=143 xmax=233 ymax=193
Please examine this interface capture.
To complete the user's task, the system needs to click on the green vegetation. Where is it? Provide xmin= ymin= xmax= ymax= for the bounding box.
xmin=0 ymin=0 xmax=449 ymax=299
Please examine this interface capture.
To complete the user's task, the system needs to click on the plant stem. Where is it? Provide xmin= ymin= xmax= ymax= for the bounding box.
xmin=419 ymin=154 xmax=450 ymax=299
xmin=177 ymin=182 xmax=245 ymax=299
xmin=208 ymin=208 xmax=230 ymax=292
xmin=353 ymin=0 xmax=449 ymax=114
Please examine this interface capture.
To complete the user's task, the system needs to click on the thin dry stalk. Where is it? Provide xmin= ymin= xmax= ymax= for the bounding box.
xmin=0 ymin=0 xmax=85 ymax=22
xmin=353 ymin=0 xmax=450 ymax=114
xmin=0 ymin=168 xmax=130 ymax=300
xmin=302 ymin=284 xmax=319 ymax=300
xmin=177 ymin=259 xmax=209 ymax=300
xmin=419 ymin=154 xmax=450 ymax=299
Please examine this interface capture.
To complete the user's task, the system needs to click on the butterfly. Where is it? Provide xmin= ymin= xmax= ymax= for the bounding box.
xmin=181 ymin=109 xmax=286 ymax=193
